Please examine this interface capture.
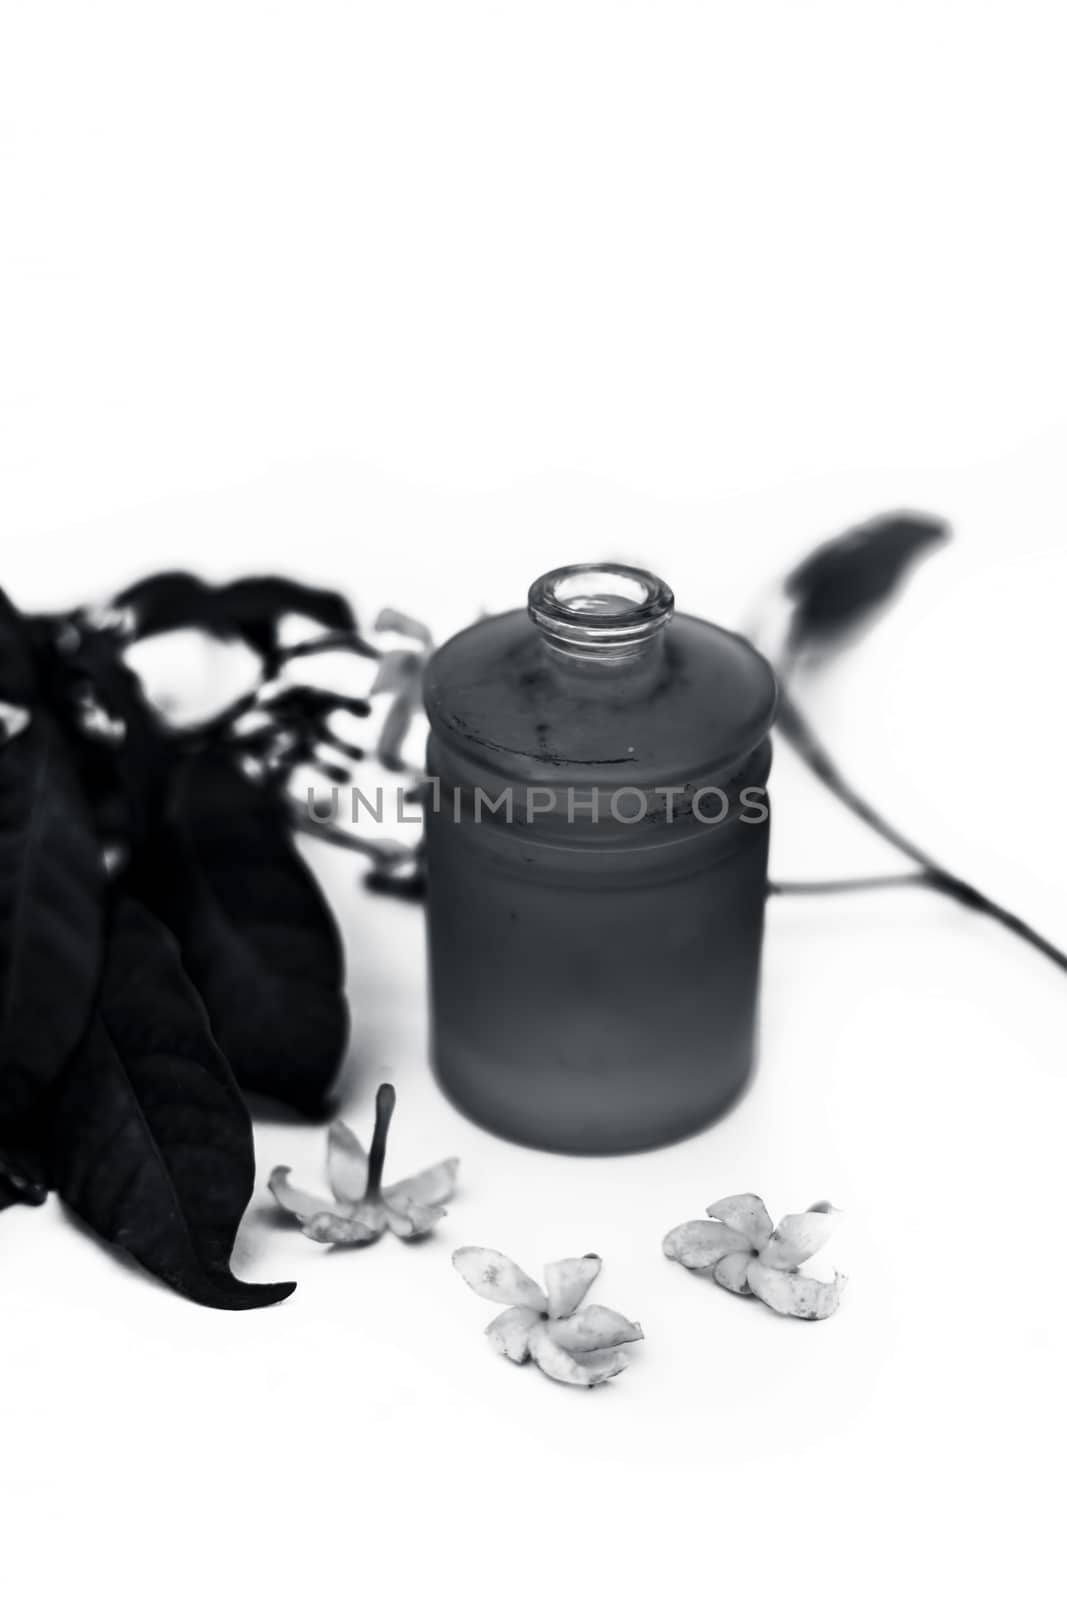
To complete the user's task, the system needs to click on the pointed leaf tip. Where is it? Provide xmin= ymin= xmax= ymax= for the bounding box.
xmin=50 ymin=898 xmax=293 ymax=1310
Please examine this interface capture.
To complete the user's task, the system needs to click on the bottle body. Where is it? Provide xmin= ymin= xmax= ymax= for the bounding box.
xmin=425 ymin=746 xmax=771 ymax=1153
xmin=422 ymin=567 xmax=777 ymax=1155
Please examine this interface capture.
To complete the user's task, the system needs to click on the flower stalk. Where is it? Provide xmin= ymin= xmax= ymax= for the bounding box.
xmin=365 ymin=1083 xmax=396 ymax=1199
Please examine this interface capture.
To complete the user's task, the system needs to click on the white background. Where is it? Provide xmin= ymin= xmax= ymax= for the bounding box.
xmin=3 ymin=3 xmax=1066 ymax=1595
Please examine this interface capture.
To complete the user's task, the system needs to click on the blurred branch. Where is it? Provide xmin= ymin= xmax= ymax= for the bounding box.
xmin=775 ymin=682 xmax=1067 ymax=976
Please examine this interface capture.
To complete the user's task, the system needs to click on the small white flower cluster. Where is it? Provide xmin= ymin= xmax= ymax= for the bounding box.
xmin=664 ymin=1194 xmax=846 ymax=1320
xmin=269 ymin=1087 xmax=846 ymax=1390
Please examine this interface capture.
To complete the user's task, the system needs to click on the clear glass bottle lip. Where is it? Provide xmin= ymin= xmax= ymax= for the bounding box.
xmin=528 ymin=563 xmax=675 ymax=660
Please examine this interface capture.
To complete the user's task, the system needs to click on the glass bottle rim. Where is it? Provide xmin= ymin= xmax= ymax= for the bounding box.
xmin=528 ymin=563 xmax=675 ymax=659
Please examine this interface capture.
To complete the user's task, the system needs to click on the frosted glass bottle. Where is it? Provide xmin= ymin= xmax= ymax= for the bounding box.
xmin=422 ymin=564 xmax=777 ymax=1154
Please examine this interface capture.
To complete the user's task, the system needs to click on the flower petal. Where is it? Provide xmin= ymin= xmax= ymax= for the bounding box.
xmin=759 ymin=1207 xmax=839 ymax=1269
xmin=452 ymin=1247 xmax=548 ymax=1311
xmin=550 ymin=1305 xmax=644 ymax=1352
xmin=384 ymin=1198 xmax=447 ymax=1239
xmin=384 ymin=1156 xmax=459 ymax=1209
xmin=705 ymin=1194 xmax=773 ymax=1249
xmin=747 ymin=1261 xmax=846 ymax=1320
xmin=299 ymin=1198 xmax=386 ymax=1244
xmin=712 ymin=1251 xmax=754 ymax=1295
xmin=327 ymin=1121 xmax=369 ymax=1204
xmin=486 ymin=1306 xmax=540 ymax=1363
xmin=529 ymin=1324 xmax=628 ymax=1387
xmin=268 ymin=1166 xmax=334 ymax=1223
xmin=663 ymin=1220 xmax=752 ymax=1270
xmin=544 ymin=1255 xmax=602 ymax=1319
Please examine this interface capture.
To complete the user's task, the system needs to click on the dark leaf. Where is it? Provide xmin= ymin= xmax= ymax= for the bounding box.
xmin=0 ymin=1130 xmax=49 ymax=1211
xmin=50 ymin=897 xmax=295 ymax=1310
xmin=115 ymin=571 xmax=357 ymax=664
xmin=217 ymin=576 xmax=356 ymax=661
xmin=111 ymin=572 xmax=216 ymax=638
xmin=784 ymin=511 xmax=949 ymax=652
xmin=136 ymin=750 xmax=348 ymax=1116
xmin=262 ymin=685 xmax=371 ymax=722
xmin=61 ymin=627 xmax=173 ymax=850
xmin=0 ymin=588 xmax=38 ymax=706
xmin=0 ymin=631 xmax=103 ymax=1123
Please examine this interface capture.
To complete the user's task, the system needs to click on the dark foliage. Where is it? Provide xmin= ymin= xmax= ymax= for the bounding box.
xmin=784 ymin=511 xmax=948 ymax=652
xmin=0 ymin=589 xmax=38 ymax=703
xmin=115 ymin=571 xmax=357 ymax=668
xmin=0 ymin=1132 xmax=49 ymax=1211
xmin=50 ymin=898 xmax=295 ymax=1309
xmin=136 ymin=750 xmax=348 ymax=1116
xmin=61 ymin=624 xmax=173 ymax=849
xmin=0 ymin=594 xmax=103 ymax=1127
xmin=0 ymin=567 xmax=360 ymax=1308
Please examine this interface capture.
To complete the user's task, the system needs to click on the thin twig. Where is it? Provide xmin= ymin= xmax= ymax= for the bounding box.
xmin=775 ymin=681 xmax=1067 ymax=976
xmin=277 ymin=630 xmax=381 ymax=664
xmin=771 ymin=872 xmax=928 ymax=896
xmin=923 ymin=871 xmax=1067 ymax=974
xmin=776 ymin=688 xmax=942 ymax=872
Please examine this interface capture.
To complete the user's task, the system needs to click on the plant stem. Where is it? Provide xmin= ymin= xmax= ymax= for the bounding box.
xmin=771 ymin=872 xmax=927 ymax=896
xmin=774 ymin=682 xmax=1067 ymax=976
xmin=922 ymin=870 xmax=1067 ymax=974
xmin=277 ymin=630 xmax=380 ymax=664
xmin=365 ymin=1084 xmax=396 ymax=1198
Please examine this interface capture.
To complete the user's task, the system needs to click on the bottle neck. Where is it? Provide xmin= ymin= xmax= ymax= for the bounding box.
xmin=527 ymin=564 xmax=675 ymax=671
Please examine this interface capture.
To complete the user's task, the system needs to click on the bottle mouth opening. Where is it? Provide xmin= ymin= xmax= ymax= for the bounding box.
xmin=528 ymin=563 xmax=675 ymax=660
